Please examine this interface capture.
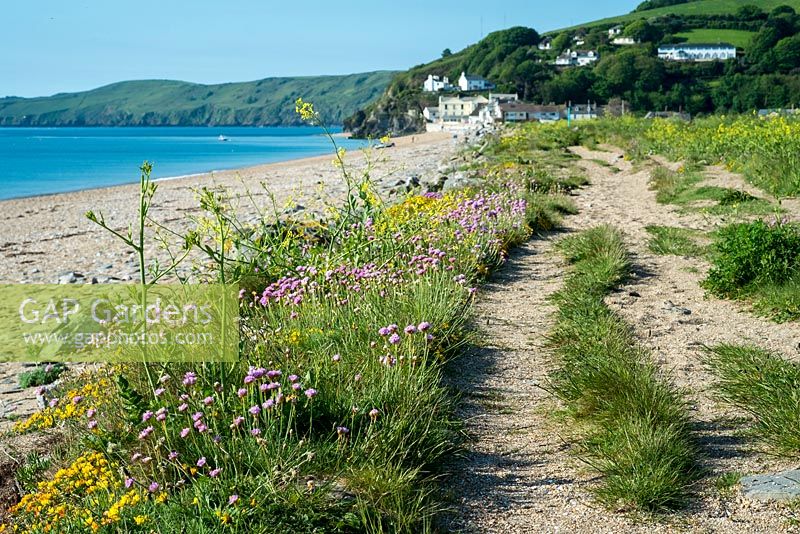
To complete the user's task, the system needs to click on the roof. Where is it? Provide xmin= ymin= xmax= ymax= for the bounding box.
xmin=499 ymin=103 xmax=563 ymax=114
xmin=658 ymin=43 xmax=736 ymax=50
xmin=461 ymin=73 xmax=489 ymax=82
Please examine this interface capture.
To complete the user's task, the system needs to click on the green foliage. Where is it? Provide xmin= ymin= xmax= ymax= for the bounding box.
xmin=703 ymin=220 xmax=800 ymax=297
xmin=635 ymin=0 xmax=694 ymax=12
xmin=548 ymin=225 xmax=699 ymax=511
xmin=645 ymin=225 xmax=705 ymax=256
xmin=18 ymin=363 xmax=67 ymax=388
xmin=0 ymin=72 xmax=395 ymax=126
xmin=704 ymin=344 xmax=800 ymax=453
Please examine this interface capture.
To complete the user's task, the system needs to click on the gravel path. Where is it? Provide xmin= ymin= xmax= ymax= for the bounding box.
xmin=448 ymin=146 xmax=800 ymax=533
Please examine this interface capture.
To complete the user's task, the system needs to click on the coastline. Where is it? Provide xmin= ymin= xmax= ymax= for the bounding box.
xmin=0 ymin=129 xmax=461 ymax=427
xmin=0 ymin=130 xmax=454 ymax=283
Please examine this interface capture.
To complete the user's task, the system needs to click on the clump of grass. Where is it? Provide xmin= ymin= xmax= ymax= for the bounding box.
xmin=714 ymin=472 xmax=742 ymax=496
xmin=703 ymin=219 xmax=800 ymax=322
xmin=18 ymin=363 xmax=67 ymax=388
xmin=645 ymin=225 xmax=705 ymax=257
xmin=704 ymin=344 xmax=800 ymax=454
xmin=548 ymin=225 xmax=700 ymax=512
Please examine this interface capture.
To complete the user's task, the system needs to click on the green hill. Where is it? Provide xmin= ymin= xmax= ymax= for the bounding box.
xmin=560 ymin=0 xmax=800 ymax=31
xmin=0 ymin=71 xmax=396 ymax=127
xmin=346 ymin=3 xmax=800 ymax=137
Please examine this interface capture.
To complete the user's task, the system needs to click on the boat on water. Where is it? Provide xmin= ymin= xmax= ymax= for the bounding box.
xmin=218 ymin=135 xmax=229 ymax=142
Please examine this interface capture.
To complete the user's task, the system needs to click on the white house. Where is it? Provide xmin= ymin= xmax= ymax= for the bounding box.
xmin=608 ymin=25 xmax=623 ymax=38
xmin=458 ymin=72 xmax=495 ymax=92
xmin=555 ymin=49 xmax=599 ymax=67
xmin=657 ymin=43 xmax=736 ymax=62
xmin=498 ymin=103 xmax=564 ymax=123
xmin=439 ymin=95 xmax=489 ymax=122
xmin=423 ymin=74 xmax=453 ymax=92
xmin=538 ymin=38 xmax=552 ymax=50
xmin=612 ymin=36 xmax=639 ymax=45
xmin=422 ymin=106 xmax=440 ymax=122
xmin=570 ymin=103 xmax=602 ymax=121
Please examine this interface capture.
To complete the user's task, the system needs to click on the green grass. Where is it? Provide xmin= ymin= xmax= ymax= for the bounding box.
xmin=547 ymin=225 xmax=700 ymax=511
xmin=674 ymin=29 xmax=756 ymax=49
xmin=0 ymin=71 xmax=396 ymax=126
xmin=645 ymin=225 xmax=706 ymax=256
xmin=648 ymin=166 xmax=779 ymax=217
xmin=704 ymin=344 xmax=800 ymax=454
xmin=556 ymin=0 xmax=800 ymax=32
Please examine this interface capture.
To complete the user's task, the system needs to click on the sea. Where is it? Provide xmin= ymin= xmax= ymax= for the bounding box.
xmin=0 ymin=126 xmax=367 ymax=201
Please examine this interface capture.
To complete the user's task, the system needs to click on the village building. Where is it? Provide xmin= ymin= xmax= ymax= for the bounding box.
xmin=498 ymin=102 xmax=564 ymax=123
xmin=608 ymin=25 xmax=623 ymax=38
xmin=422 ymin=105 xmax=440 ymax=122
xmin=555 ymin=49 xmax=599 ymax=67
xmin=538 ymin=38 xmax=552 ymax=50
xmin=612 ymin=36 xmax=639 ymax=45
xmin=570 ymin=103 xmax=602 ymax=121
xmin=458 ymin=72 xmax=495 ymax=91
xmin=657 ymin=43 xmax=736 ymax=62
xmin=438 ymin=95 xmax=489 ymax=122
xmin=423 ymin=74 xmax=453 ymax=92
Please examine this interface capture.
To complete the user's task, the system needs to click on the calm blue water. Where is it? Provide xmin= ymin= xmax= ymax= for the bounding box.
xmin=0 ymin=127 xmax=366 ymax=200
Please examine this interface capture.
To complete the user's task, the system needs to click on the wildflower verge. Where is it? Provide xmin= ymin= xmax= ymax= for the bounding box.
xmin=2 ymin=114 xmax=579 ymax=533
xmin=546 ymin=225 xmax=700 ymax=512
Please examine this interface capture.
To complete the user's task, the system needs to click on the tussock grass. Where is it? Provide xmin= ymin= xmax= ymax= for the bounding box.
xmin=645 ymin=225 xmax=705 ymax=257
xmin=548 ymin=225 xmax=700 ymax=511
xmin=704 ymin=344 xmax=800 ymax=454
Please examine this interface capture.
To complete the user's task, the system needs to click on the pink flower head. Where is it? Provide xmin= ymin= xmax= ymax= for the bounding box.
xmin=251 ymin=428 xmax=261 ymax=436
xmin=88 ymin=420 xmax=98 ymax=429
xmin=304 ymin=388 xmax=317 ymax=399
xmin=148 ymin=482 xmax=159 ymax=493
xmin=237 ymin=388 xmax=248 ymax=398
xmin=168 ymin=451 xmax=179 ymax=460
xmin=209 ymin=468 xmax=222 ymax=478
xmin=86 ymin=408 xmax=96 ymax=418
xmin=138 ymin=426 xmax=154 ymax=440
xmin=249 ymin=405 xmax=261 ymax=415
xmin=180 ymin=427 xmax=191 ymax=438
xmin=178 ymin=403 xmax=189 ymax=412
xmin=125 ymin=477 xmax=135 ymax=489
xmin=203 ymin=396 xmax=214 ymax=406
xmin=332 ymin=353 xmax=341 ymax=363
xmin=142 ymin=410 xmax=154 ymax=422
xmin=228 ymin=494 xmax=239 ymax=505
xmin=418 ymin=322 xmax=431 ymax=331
xmin=183 ymin=372 xmax=197 ymax=386
xmin=154 ymin=388 xmax=165 ymax=397
xmin=404 ymin=325 xmax=417 ymax=334
xmin=388 ymin=333 xmax=401 ymax=345
xmin=196 ymin=457 xmax=206 ymax=467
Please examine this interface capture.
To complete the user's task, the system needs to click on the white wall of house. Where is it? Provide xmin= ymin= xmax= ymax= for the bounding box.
xmin=423 ymin=75 xmax=452 ymax=92
xmin=657 ymin=45 xmax=736 ymax=61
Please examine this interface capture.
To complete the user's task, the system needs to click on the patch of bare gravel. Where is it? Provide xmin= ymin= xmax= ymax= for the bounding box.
xmin=448 ymin=146 xmax=800 ymax=532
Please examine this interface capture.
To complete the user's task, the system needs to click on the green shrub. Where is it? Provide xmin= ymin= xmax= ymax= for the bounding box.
xmin=18 ymin=363 xmax=67 ymax=388
xmin=703 ymin=220 xmax=800 ymax=298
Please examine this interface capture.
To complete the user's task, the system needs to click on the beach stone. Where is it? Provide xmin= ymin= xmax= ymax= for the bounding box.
xmin=741 ymin=470 xmax=800 ymax=501
xmin=57 ymin=271 xmax=83 ymax=284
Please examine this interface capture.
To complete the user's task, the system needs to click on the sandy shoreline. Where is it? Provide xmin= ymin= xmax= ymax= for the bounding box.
xmin=0 ymin=131 xmax=455 ymax=284
xmin=0 ymin=129 xmax=469 ymax=426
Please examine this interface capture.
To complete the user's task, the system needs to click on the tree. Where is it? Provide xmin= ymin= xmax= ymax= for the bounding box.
xmin=551 ymin=32 xmax=571 ymax=53
xmin=442 ymin=48 xmax=452 ymax=58
xmin=736 ymin=5 xmax=764 ymax=20
xmin=624 ymin=20 xmax=662 ymax=42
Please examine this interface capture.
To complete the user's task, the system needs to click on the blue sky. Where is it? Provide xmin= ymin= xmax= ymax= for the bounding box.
xmin=2 ymin=0 xmax=639 ymax=98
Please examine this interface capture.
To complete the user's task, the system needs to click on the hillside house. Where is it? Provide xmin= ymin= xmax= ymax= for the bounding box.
xmin=555 ymin=49 xmax=599 ymax=67
xmin=657 ymin=43 xmax=736 ymax=62
xmin=612 ymin=36 xmax=639 ymax=45
xmin=422 ymin=106 xmax=440 ymax=122
xmin=538 ymin=38 xmax=552 ymax=50
xmin=608 ymin=25 xmax=623 ymax=38
xmin=458 ymin=72 xmax=495 ymax=91
xmin=570 ymin=103 xmax=602 ymax=121
xmin=439 ymin=95 xmax=489 ymax=122
xmin=423 ymin=74 xmax=453 ymax=92
xmin=498 ymin=103 xmax=564 ymax=123
xmin=478 ymin=94 xmax=520 ymax=123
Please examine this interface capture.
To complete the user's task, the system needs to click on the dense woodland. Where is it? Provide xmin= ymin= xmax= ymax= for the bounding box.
xmin=346 ymin=4 xmax=800 ymax=137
